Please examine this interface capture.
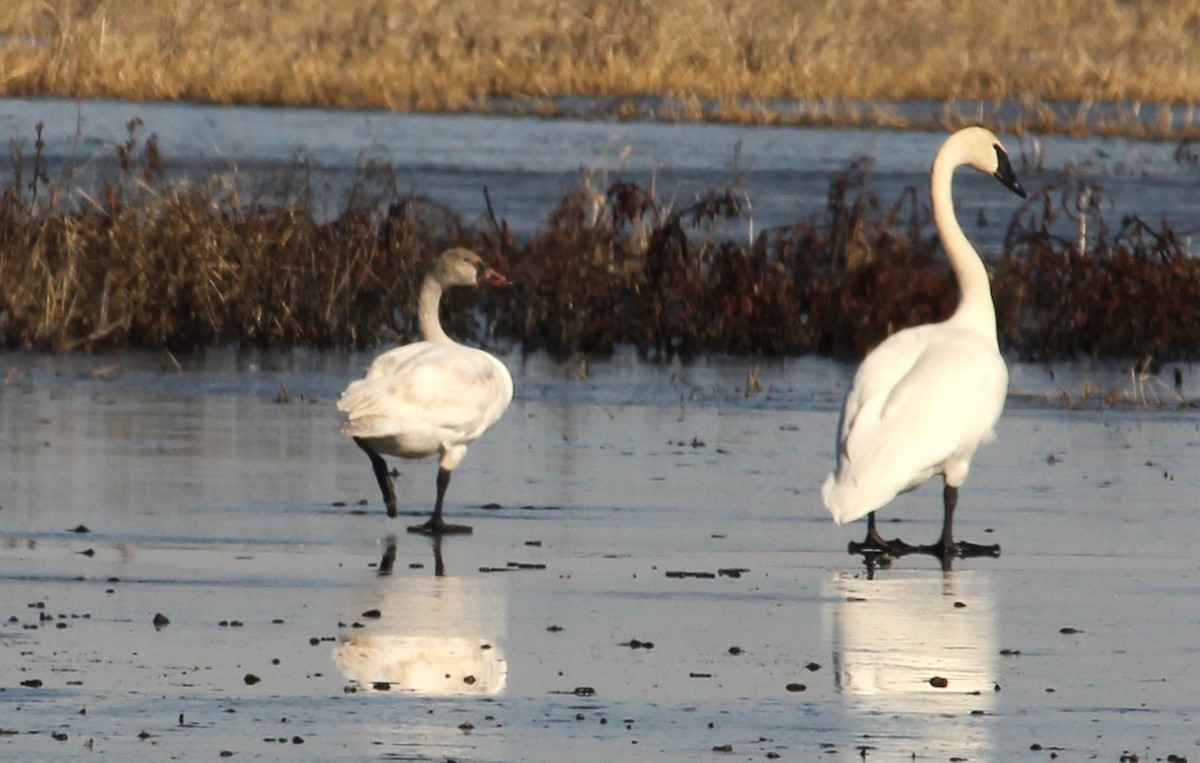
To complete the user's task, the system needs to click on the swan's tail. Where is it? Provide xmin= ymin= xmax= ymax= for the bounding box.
xmin=337 ymin=378 xmax=397 ymax=440
xmin=821 ymin=472 xmax=890 ymax=526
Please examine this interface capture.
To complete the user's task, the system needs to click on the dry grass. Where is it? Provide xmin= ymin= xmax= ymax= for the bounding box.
xmin=4 ymin=120 xmax=1199 ymax=363
xmin=1 ymin=0 xmax=1198 ymax=133
xmin=0 ymin=121 xmax=482 ymax=350
xmin=996 ymin=187 xmax=1200 ymax=361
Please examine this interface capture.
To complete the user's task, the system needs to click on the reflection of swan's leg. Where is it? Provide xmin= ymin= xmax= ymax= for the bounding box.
xmin=917 ymin=485 xmax=1001 ymax=559
xmin=408 ymin=467 xmax=473 ymax=535
xmin=432 ymin=535 xmax=446 ymax=577
xmin=354 ymin=437 xmax=397 ymax=518
xmin=378 ymin=538 xmax=397 ymax=576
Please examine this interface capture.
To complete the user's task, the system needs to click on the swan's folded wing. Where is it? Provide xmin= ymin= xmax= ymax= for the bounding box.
xmin=837 ymin=328 xmax=929 ymax=444
xmin=825 ymin=330 xmax=1007 ymax=523
xmin=339 ymin=347 xmax=513 ymax=440
xmin=845 ymin=335 xmax=1006 ymax=483
xmin=878 ymin=334 xmax=1006 ymax=435
xmin=359 ymin=343 xmax=438 ymax=381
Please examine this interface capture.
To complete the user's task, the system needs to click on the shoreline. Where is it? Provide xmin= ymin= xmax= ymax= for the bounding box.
xmin=4 ymin=92 xmax=1199 ymax=141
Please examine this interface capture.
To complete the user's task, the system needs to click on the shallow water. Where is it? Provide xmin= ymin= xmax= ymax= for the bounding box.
xmin=1 ymin=97 xmax=1198 ymax=249
xmin=2 ymin=349 xmax=1199 ymax=762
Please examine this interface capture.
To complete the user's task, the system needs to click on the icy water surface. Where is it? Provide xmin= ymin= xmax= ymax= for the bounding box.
xmin=1 ymin=97 xmax=1198 ymax=247
xmin=2 ymin=349 xmax=1199 ymax=762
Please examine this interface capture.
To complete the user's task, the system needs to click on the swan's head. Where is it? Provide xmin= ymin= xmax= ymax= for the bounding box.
xmin=942 ymin=126 xmax=1027 ymax=199
xmin=433 ymin=247 xmax=508 ymax=289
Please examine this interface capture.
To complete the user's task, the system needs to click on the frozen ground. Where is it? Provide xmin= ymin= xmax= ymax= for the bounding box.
xmin=1 ymin=349 xmax=1199 ymax=762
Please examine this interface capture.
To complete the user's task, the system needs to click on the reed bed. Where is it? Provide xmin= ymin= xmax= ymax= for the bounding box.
xmin=2 ymin=121 xmax=1199 ymax=364
xmin=2 ymin=0 xmax=1198 ymax=136
xmin=996 ymin=188 xmax=1200 ymax=362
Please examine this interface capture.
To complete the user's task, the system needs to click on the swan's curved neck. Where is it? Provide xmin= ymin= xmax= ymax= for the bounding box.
xmin=417 ymin=275 xmax=453 ymax=344
xmin=931 ymin=155 xmax=997 ymax=341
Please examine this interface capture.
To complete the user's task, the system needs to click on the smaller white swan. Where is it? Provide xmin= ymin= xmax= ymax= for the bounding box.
xmin=821 ymin=126 xmax=1026 ymax=558
xmin=338 ymin=248 xmax=513 ymax=535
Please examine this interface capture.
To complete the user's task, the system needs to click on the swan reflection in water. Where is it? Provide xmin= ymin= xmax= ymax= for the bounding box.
xmin=334 ymin=538 xmax=508 ymax=695
xmin=824 ymin=570 xmax=996 ymax=758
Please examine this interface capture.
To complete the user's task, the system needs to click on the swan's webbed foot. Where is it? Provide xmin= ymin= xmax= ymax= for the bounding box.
xmin=851 ymin=539 xmax=1000 ymax=574
xmin=850 ymin=486 xmax=1001 ymax=565
xmin=847 ymin=536 xmax=918 ymax=557
xmin=406 ymin=516 xmax=473 ymax=536
xmin=847 ymin=512 xmax=916 ymax=556
xmin=846 ymin=511 xmax=1000 ymax=569
xmin=406 ymin=467 xmax=470 ymax=535
xmin=844 ymin=537 xmax=916 ymax=554
xmin=915 ymin=539 xmax=1001 ymax=559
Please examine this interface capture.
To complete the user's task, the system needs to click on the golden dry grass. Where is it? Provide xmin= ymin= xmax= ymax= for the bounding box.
xmin=1 ymin=0 xmax=1197 ymax=130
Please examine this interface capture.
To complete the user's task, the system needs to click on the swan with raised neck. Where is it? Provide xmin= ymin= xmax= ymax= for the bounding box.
xmin=338 ymin=247 xmax=512 ymax=535
xmin=821 ymin=126 xmax=1027 ymax=560
xmin=934 ymin=126 xmax=1026 ymax=339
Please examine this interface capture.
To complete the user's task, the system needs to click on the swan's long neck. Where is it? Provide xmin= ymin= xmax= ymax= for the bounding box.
xmin=931 ymin=152 xmax=998 ymax=342
xmin=417 ymin=275 xmax=452 ymax=344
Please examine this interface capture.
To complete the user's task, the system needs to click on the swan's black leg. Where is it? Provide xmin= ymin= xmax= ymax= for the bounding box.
xmin=848 ymin=512 xmax=917 ymax=556
xmin=915 ymin=484 xmax=1001 ymax=559
xmin=408 ymin=467 xmax=473 ymax=535
xmin=848 ymin=512 xmax=887 ymax=552
xmin=930 ymin=483 xmax=959 ymax=553
xmin=354 ymin=437 xmax=397 ymax=518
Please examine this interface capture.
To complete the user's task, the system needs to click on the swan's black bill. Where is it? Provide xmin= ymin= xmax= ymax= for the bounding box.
xmin=992 ymin=145 xmax=1027 ymax=198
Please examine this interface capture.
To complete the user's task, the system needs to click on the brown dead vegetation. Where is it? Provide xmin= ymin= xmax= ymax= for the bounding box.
xmin=1 ymin=119 xmax=1198 ymax=362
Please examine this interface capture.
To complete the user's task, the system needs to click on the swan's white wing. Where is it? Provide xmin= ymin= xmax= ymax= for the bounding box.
xmin=836 ymin=328 xmax=931 ymax=443
xmin=339 ymin=344 xmax=513 ymax=449
xmin=359 ymin=343 xmax=437 ymax=381
xmin=867 ymin=333 xmax=1006 ymax=471
xmin=823 ymin=326 xmax=1007 ymax=524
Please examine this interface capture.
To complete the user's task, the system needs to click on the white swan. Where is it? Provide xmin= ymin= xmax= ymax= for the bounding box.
xmin=338 ymin=248 xmax=513 ymax=534
xmin=821 ymin=126 xmax=1026 ymax=557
